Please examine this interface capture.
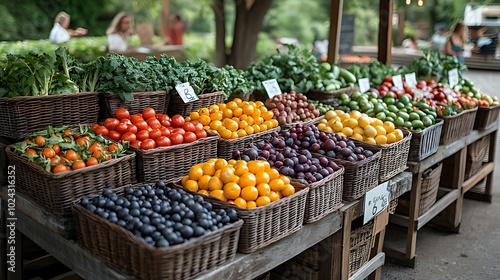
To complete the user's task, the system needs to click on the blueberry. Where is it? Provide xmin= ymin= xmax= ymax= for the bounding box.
xmin=108 ymin=216 xmax=118 ymax=224
xmin=226 ymin=209 xmax=238 ymax=222
xmin=142 ymin=201 xmax=152 ymax=209
xmin=182 ymin=218 xmax=192 ymax=226
xmin=130 ymin=208 xmax=140 ymax=217
xmin=102 ymin=189 xmax=114 ymax=197
xmin=130 ymin=201 xmax=140 ymax=209
xmin=156 ymin=239 xmax=169 ymax=248
xmin=133 ymin=190 xmax=143 ymax=197
xmin=122 ymin=200 xmax=131 ymax=208
xmin=173 ymin=222 xmax=184 ymax=231
xmin=221 ymin=215 xmax=231 ymax=224
xmin=115 ymin=198 xmax=124 ymax=206
xmin=155 ymin=180 xmax=166 ymax=189
xmin=193 ymin=226 xmax=205 ymax=237
xmin=80 ymin=197 xmax=89 ymax=206
xmin=117 ymin=220 xmax=127 ymax=227
xmin=171 ymin=213 xmax=182 ymax=222
xmin=156 ymin=223 xmax=166 ymax=231
xmin=143 ymin=209 xmax=153 ymax=217
xmin=151 ymin=217 xmax=162 ymax=226
xmin=141 ymin=216 xmax=150 ymax=225
xmin=140 ymin=225 xmax=155 ymax=236
xmin=179 ymin=226 xmax=194 ymax=239
xmin=126 ymin=223 xmax=134 ymax=231
xmin=118 ymin=208 xmax=129 ymax=219
xmin=125 ymin=188 xmax=134 ymax=195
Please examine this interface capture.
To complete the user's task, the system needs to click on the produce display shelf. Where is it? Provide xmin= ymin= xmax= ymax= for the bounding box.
xmin=349 ymin=252 xmax=385 ymax=280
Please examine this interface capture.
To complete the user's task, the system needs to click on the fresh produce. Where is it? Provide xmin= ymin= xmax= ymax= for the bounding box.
xmin=94 ymin=107 xmax=208 ymax=150
xmin=234 ymin=143 xmax=341 ymax=185
xmin=452 ymin=78 xmax=498 ymax=107
xmin=186 ymin=99 xmax=279 ymax=139
xmin=264 ymin=92 xmax=321 ymax=126
xmin=372 ymin=76 xmax=416 ymax=98
xmin=335 ymin=91 xmax=438 ymax=131
xmin=182 ymin=159 xmax=296 ymax=208
xmin=308 ymin=100 xmax=336 ymax=115
xmin=79 ymin=181 xmax=239 ymax=247
xmin=311 ymin=62 xmax=357 ymax=92
xmin=318 ymin=110 xmax=405 ymax=145
xmin=12 ymin=125 xmax=128 ymax=173
xmin=348 ymin=61 xmax=400 ymax=87
xmin=0 ymin=47 xmax=78 ymax=97
xmin=400 ymin=51 xmax=467 ymax=83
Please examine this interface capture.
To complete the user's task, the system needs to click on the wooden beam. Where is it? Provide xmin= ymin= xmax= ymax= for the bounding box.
xmin=417 ymin=189 xmax=460 ymax=230
xmin=462 ymin=162 xmax=494 ymax=193
xmin=327 ymin=0 xmax=344 ymax=64
xmin=397 ymin=9 xmax=406 ymax=46
xmin=378 ymin=0 xmax=393 ymax=63
xmin=384 ymin=247 xmax=416 ymax=268
xmin=349 ymin=252 xmax=385 ymax=280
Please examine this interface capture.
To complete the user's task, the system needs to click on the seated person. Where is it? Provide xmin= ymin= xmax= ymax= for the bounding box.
xmin=49 ymin=11 xmax=87 ymax=44
xmin=106 ymin=12 xmax=134 ymax=53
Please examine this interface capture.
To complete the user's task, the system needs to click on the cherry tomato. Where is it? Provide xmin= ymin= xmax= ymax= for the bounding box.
xmin=136 ymin=130 xmax=150 ymax=141
xmin=169 ymin=133 xmax=183 ymax=145
xmin=108 ymin=131 xmax=122 ymax=142
xmin=126 ymin=124 xmax=138 ymax=134
xmin=160 ymin=127 xmax=171 ymax=137
xmin=120 ymin=119 xmax=132 ymax=125
xmin=141 ymin=139 xmax=156 ymax=150
xmin=131 ymin=140 xmax=142 ymax=149
xmin=90 ymin=123 xmax=99 ymax=130
xmin=182 ymin=122 xmax=196 ymax=132
xmin=156 ymin=136 xmax=171 ymax=147
xmin=149 ymin=129 xmax=162 ymax=140
xmin=121 ymin=132 xmax=137 ymax=142
xmin=134 ymin=120 xmax=148 ymax=131
xmin=171 ymin=115 xmax=185 ymax=128
xmin=142 ymin=108 xmax=156 ymax=120
xmin=193 ymin=122 xmax=204 ymax=131
xmin=172 ymin=128 xmax=185 ymax=135
xmin=195 ymin=129 xmax=207 ymax=139
xmin=183 ymin=132 xmax=197 ymax=143
xmin=104 ymin=118 xmax=120 ymax=131
xmin=115 ymin=123 xmax=129 ymax=134
xmin=159 ymin=115 xmax=171 ymax=127
xmin=115 ymin=108 xmax=131 ymax=120
xmin=95 ymin=126 xmax=109 ymax=136
xmin=130 ymin=114 xmax=144 ymax=124
xmin=147 ymin=117 xmax=161 ymax=130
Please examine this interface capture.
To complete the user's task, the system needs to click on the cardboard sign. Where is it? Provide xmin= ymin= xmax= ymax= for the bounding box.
xmin=363 ymin=180 xmax=391 ymax=224
xmin=175 ymin=82 xmax=199 ymax=103
xmin=358 ymin=78 xmax=371 ymax=93
xmin=262 ymin=79 xmax=282 ymax=98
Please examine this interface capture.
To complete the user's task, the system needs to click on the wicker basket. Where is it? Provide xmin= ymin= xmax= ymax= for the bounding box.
xmin=132 ymin=134 xmax=218 ymax=183
xmin=349 ymin=221 xmax=374 ymax=277
xmin=397 ymin=163 xmax=442 ymax=216
xmin=440 ymin=107 xmax=478 ymax=145
xmin=249 ymin=91 xmax=269 ymax=102
xmin=175 ymin=182 xmax=309 ymax=253
xmin=469 ymin=178 xmax=487 ymax=194
xmin=6 ymin=146 xmax=136 ymax=219
xmin=225 ymin=91 xmax=251 ymax=102
xmin=319 ymin=151 xmax=381 ymax=202
xmin=389 ymin=198 xmax=399 ymax=213
xmin=465 ymin=135 xmax=490 ymax=180
xmin=73 ymin=188 xmax=243 ymax=280
xmin=474 ymin=105 xmax=500 ymax=130
xmin=403 ymin=119 xmax=444 ymax=162
xmin=301 ymin=166 xmax=344 ymax=223
xmin=100 ymin=91 xmax=170 ymax=118
xmin=279 ymin=116 xmax=325 ymax=130
xmin=0 ymin=92 xmax=99 ymax=140
xmin=216 ymin=127 xmax=281 ymax=159
xmin=307 ymin=86 xmax=359 ymax=104
xmin=352 ymin=131 xmax=412 ymax=182
xmin=168 ymin=91 xmax=224 ymax=117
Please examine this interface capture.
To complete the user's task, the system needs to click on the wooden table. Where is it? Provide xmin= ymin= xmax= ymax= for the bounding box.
xmin=0 ymin=188 xmax=344 ymax=280
xmin=384 ymin=121 xmax=498 ymax=267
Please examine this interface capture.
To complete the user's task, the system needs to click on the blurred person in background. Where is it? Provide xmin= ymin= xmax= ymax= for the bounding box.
xmin=107 ymin=12 xmax=134 ymax=53
xmin=164 ymin=14 xmax=184 ymax=45
xmin=430 ymin=27 xmax=447 ymax=52
xmin=49 ymin=11 xmax=87 ymax=44
xmin=443 ymin=20 xmax=466 ymax=64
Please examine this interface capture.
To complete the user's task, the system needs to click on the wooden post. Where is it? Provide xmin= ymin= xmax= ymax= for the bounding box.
xmin=404 ymin=172 xmax=422 ymax=267
xmin=327 ymin=0 xmax=344 ymax=64
xmin=397 ymin=8 xmax=406 ymax=46
xmin=378 ymin=0 xmax=394 ymax=63
xmin=160 ymin=0 xmax=170 ymax=41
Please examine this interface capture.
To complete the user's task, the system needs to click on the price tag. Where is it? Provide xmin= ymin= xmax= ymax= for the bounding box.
xmin=175 ymin=82 xmax=199 ymax=103
xmin=358 ymin=78 xmax=370 ymax=93
xmin=448 ymin=68 xmax=459 ymax=88
xmin=392 ymin=75 xmax=404 ymax=91
xmin=363 ymin=180 xmax=391 ymax=224
xmin=262 ymin=79 xmax=282 ymax=98
xmin=405 ymin=73 xmax=417 ymax=87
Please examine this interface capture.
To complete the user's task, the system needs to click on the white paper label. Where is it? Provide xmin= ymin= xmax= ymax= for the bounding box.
xmin=358 ymin=78 xmax=370 ymax=93
xmin=175 ymin=82 xmax=199 ymax=103
xmin=448 ymin=68 xmax=459 ymax=88
xmin=363 ymin=180 xmax=391 ymax=224
xmin=405 ymin=73 xmax=417 ymax=87
xmin=413 ymin=89 xmax=425 ymax=100
xmin=392 ymin=75 xmax=404 ymax=91
xmin=262 ymin=79 xmax=282 ymax=98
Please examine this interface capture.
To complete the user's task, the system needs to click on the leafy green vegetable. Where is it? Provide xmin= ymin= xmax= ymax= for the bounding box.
xmin=399 ymin=51 xmax=467 ymax=83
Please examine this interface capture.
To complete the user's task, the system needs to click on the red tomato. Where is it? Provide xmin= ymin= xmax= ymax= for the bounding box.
xmin=91 ymin=123 xmax=99 ymax=130
xmin=108 ymin=131 xmax=122 ymax=142
xmin=160 ymin=127 xmax=171 ymax=137
xmin=141 ymin=139 xmax=156 ymax=150
xmin=120 ymin=119 xmax=132 ymax=125
xmin=384 ymin=76 xmax=392 ymax=83
xmin=149 ymin=129 xmax=162 ymax=140
xmin=169 ymin=133 xmax=183 ymax=145
xmin=193 ymin=122 xmax=204 ymax=131
xmin=136 ymin=130 xmax=150 ymax=141
xmin=182 ymin=122 xmax=196 ymax=132
xmin=159 ymin=115 xmax=171 ymax=127
xmin=103 ymin=118 xmax=119 ymax=130
xmin=115 ymin=108 xmax=131 ymax=120
xmin=131 ymin=140 xmax=142 ymax=148
xmin=172 ymin=128 xmax=185 ymax=135
xmin=195 ymin=129 xmax=207 ymax=139
xmin=156 ymin=136 xmax=171 ymax=147
xmin=147 ymin=117 xmax=161 ymax=129
xmin=379 ymin=90 xmax=387 ymax=97
xmin=130 ymin=114 xmax=144 ymax=124
xmin=126 ymin=124 xmax=138 ymax=134
xmin=171 ymin=115 xmax=185 ymax=128
xmin=183 ymin=132 xmax=197 ymax=143
xmin=142 ymin=108 xmax=156 ymax=120
xmin=115 ymin=123 xmax=129 ymax=134
xmin=95 ymin=126 xmax=109 ymax=136
xmin=134 ymin=120 xmax=148 ymax=131
xmin=380 ymin=85 xmax=389 ymax=93
xmin=121 ymin=132 xmax=137 ymax=142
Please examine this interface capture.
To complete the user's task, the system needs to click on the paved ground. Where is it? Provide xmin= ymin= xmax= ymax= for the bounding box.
xmin=381 ymin=70 xmax=500 ymax=280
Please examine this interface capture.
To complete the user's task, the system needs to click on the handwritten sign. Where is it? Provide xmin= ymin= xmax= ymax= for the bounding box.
xmin=405 ymin=73 xmax=417 ymax=87
xmin=392 ymin=75 xmax=404 ymax=91
xmin=358 ymin=78 xmax=370 ymax=93
xmin=262 ymin=79 xmax=282 ymax=98
xmin=363 ymin=180 xmax=391 ymax=224
xmin=448 ymin=68 xmax=459 ymax=88
xmin=175 ymin=82 xmax=199 ymax=103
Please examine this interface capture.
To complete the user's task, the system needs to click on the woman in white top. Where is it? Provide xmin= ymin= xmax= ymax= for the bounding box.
xmin=49 ymin=11 xmax=87 ymax=44
xmin=107 ymin=12 xmax=133 ymax=53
